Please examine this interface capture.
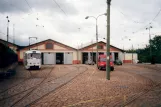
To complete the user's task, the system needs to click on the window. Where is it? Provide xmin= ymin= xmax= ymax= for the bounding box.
xmin=98 ymin=45 xmax=104 ymax=49
xmin=46 ymin=43 xmax=53 ymax=49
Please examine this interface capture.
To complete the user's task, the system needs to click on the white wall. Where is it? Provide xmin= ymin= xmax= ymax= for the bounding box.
xmin=119 ymin=52 xmax=124 ymax=62
xmin=124 ymin=53 xmax=138 ymax=63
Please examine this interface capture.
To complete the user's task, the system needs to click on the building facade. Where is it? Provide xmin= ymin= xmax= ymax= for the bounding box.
xmin=78 ymin=41 xmax=125 ymax=64
xmin=123 ymin=53 xmax=138 ymax=63
xmin=0 ymin=39 xmax=137 ymax=64
xmin=0 ymin=39 xmax=18 ymax=53
xmin=18 ymin=39 xmax=78 ymax=64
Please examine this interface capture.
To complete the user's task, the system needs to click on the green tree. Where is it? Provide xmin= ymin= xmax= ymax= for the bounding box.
xmin=150 ymin=36 xmax=161 ymax=63
xmin=136 ymin=36 xmax=161 ymax=63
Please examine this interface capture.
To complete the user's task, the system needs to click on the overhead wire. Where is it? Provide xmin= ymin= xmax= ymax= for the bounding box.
xmin=0 ymin=31 xmax=5 ymax=35
xmin=118 ymin=10 xmax=145 ymax=24
xmin=0 ymin=31 xmax=14 ymax=42
xmin=24 ymin=0 xmax=34 ymax=13
xmin=152 ymin=8 xmax=161 ymax=22
xmin=133 ymin=8 xmax=161 ymax=34
xmin=113 ymin=6 xmax=161 ymax=36
xmin=51 ymin=0 xmax=67 ymax=16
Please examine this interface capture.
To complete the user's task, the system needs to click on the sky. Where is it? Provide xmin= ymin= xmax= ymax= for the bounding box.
xmin=0 ymin=0 xmax=161 ymax=50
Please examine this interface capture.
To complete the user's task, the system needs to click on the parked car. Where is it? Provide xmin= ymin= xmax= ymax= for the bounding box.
xmin=98 ymin=55 xmax=114 ymax=71
xmin=114 ymin=59 xmax=122 ymax=65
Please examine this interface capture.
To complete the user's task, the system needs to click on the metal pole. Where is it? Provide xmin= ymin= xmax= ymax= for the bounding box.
xmin=146 ymin=25 xmax=152 ymax=63
xmin=124 ymin=52 xmax=126 ymax=64
xmin=106 ymin=0 xmax=111 ymax=80
xmin=92 ymin=40 xmax=94 ymax=63
xmin=96 ymin=19 xmax=98 ymax=67
xmin=7 ymin=21 xmax=9 ymax=42
xmin=6 ymin=16 xmax=9 ymax=45
xmin=36 ymin=37 xmax=38 ymax=50
xmin=149 ymin=28 xmax=152 ymax=57
xmin=77 ymin=46 xmax=79 ymax=64
xmin=132 ymin=44 xmax=133 ymax=64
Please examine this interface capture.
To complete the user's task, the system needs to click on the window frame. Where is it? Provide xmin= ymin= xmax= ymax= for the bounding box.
xmin=45 ymin=42 xmax=54 ymax=49
xmin=98 ymin=45 xmax=104 ymax=49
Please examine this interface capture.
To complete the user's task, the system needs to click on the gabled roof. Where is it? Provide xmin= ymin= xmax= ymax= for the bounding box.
xmin=80 ymin=41 xmax=125 ymax=52
xmin=20 ymin=39 xmax=77 ymax=50
xmin=0 ymin=39 xmax=19 ymax=47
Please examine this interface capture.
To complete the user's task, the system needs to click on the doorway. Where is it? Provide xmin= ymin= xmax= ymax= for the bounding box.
xmin=56 ymin=53 xmax=64 ymax=64
xmin=90 ymin=52 xmax=96 ymax=63
xmin=82 ymin=52 xmax=88 ymax=64
xmin=114 ymin=52 xmax=119 ymax=61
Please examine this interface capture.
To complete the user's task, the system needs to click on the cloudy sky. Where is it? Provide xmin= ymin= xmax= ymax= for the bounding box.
xmin=0 ymin=0 xmax=161 ymax=50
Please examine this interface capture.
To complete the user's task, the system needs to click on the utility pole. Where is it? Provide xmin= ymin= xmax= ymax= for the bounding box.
xmin=106 ymin=0 xmax=111 ymax=80
xmin=6 ymin=16 xmax=10 ymax=45
xmin=146 ymin=25 xmax=152 ymax=62
xmin=77 ymin=45 xmax=79 ymax=64
xmin=96 ymin=19 xmax=99 ymax=67
xmin=132 ymin=44 xmax=134 ymax=64
xmin=81 ymin=43 xmax=83 ymax=64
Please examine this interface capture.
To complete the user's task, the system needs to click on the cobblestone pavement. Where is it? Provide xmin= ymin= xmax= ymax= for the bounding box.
xmin=30 ymin=64 xmax=161 ymax=107
xmin=1 ymin=64 xmax=161 ymax=107
xmin=120 ymin=64 xmax=161 ymax=107
xmin=0 ymin=65 xmax=87 ymax=107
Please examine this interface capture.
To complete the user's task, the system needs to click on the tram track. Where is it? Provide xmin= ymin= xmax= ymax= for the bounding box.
xmin=114 ymin=66 xmax=161 ymax=107
xmin=0 ymin=66 xmax=51 ymax=100
xmin=26 ymin=66 xmax=88 ymax=107
xmin=0 ymin=66 xmax=87 ymax=107
xmin=10 ymin=66 xmax=54 ymax=107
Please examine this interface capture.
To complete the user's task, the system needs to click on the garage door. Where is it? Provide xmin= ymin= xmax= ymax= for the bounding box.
xmin=64 ymin=52 xmax=73 ymax=64
xmin=43 ymin=53 xmax=56 ymax=64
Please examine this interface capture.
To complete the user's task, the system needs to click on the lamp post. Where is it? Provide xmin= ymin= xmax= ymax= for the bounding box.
xmin=106 ymin=0 xmax=111 ymax=80
xmin=85 ymin=13 xmax=106 ymax=67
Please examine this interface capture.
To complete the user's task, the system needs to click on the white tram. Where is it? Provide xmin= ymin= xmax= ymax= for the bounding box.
xmin=24 ymin=50 xmax=41 ymax=69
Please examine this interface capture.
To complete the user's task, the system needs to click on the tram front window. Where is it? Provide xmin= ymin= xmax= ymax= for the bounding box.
xmin=28 ymin=53 xmax=41 ymax=59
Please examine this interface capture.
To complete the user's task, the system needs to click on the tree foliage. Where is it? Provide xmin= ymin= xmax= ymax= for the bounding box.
xmin=136 ymin=36 xmax=161 ymax=63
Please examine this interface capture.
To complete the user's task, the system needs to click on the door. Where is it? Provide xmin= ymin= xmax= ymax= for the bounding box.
xmin=43 ymin=53 xmax=56 ymax=64
xmin=82 ymin=52 xmax=88 ymax=64
xmin=64 ymin=52 xmax=73 ymax=64
xmin=41 ymin=53 xmax=44 ymax=64
xmin=90 ymin=52 xmax=96 ymax=63
xmin=56 ymin=53 xmax=64 ymax=64
xmin=114 ymin=52 xmax=119 ymax=61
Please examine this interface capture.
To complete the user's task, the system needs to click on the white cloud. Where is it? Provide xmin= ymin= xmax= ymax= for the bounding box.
xmin=0 ymin=0 xmax=161 ymax=49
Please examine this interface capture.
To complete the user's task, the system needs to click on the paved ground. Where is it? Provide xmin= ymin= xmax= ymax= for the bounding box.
xmin=0 ymin=64 xmax=161 ymax=107
xmin=0 ymin=65 xmax=87 ymax=107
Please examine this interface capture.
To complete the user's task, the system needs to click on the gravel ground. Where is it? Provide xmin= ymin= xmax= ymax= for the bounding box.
xmin=0 ymin=64 xmax=161 ymax=107
xmin=0 ymin=65 xmax=86 ymax=107
xmin=30 ymin=64 xmax=161 ymax=107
